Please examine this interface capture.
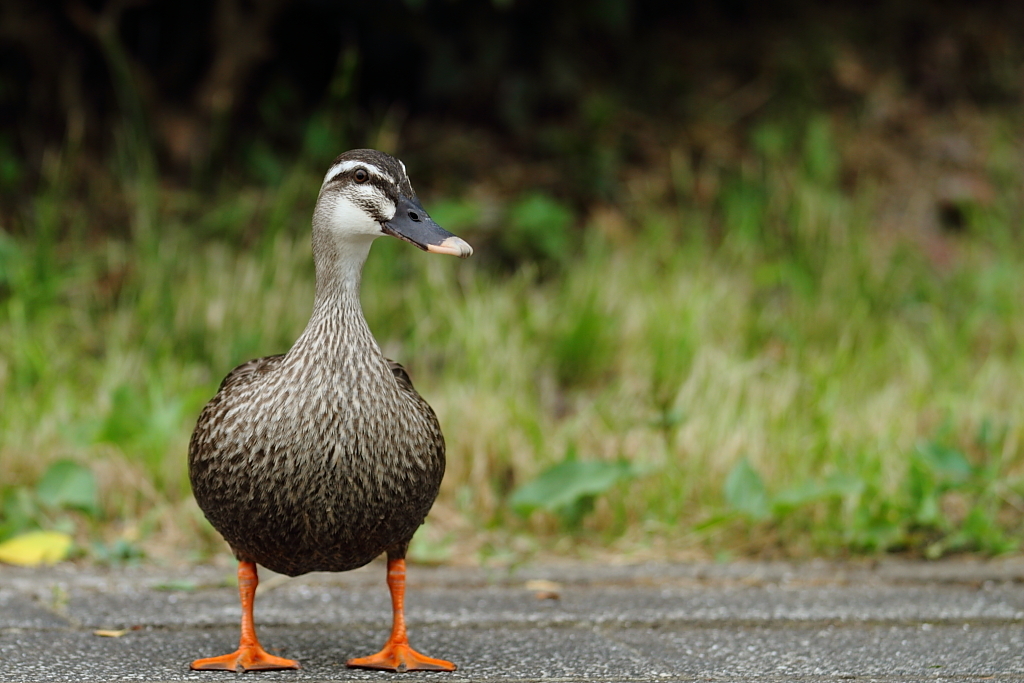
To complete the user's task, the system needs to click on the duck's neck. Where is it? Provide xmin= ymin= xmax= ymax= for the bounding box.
xmin=288 ymin=236 xmax=383 ymax=368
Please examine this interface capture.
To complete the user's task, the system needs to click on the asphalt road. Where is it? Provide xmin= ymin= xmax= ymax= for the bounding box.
xmin=2 ymin=558 xmax=1024 ymax=682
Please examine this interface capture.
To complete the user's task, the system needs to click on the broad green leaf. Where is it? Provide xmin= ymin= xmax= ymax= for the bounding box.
xmin=723 ymin=457 xmax=768 ymax=520
xmin=914 ymin=442 xmax=973 ymax=481
xmin=36 ymin=460 xmax=99 ymax=515
xmin=510 ymin=458 xmax=634 ymax=517
xmin=0 ymin=530 xmax=73 ymax=566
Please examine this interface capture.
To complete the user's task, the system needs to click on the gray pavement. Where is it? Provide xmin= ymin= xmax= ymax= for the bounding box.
xmin=2 ymin=558 xmax=1024 ymax=682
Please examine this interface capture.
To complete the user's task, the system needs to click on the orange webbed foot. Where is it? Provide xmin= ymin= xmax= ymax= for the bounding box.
xmin=190 ymin=645 xmax=300 ymax=672
xmin=347 ymin=643 xmax=456 ymax=672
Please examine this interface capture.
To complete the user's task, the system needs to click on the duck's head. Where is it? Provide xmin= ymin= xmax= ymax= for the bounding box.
xmin=312 ymin=149 xmax=473 ymax=259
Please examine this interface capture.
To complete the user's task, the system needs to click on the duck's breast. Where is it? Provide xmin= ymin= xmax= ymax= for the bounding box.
xmin=189 ymin=361 xmax=445 ymax=576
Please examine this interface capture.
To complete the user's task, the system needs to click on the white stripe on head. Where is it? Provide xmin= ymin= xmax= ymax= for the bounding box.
xmin=322 ymin=160 xmax=395 ymax=186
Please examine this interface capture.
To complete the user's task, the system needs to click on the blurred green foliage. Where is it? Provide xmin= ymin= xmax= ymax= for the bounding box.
xmin=1 ymin=461 xmax=97 ymax=554
xmin=716 ymin=430 xmax=1019 ymax=557
xmin=2 ymin=2 xmax=1024 ymax=563
xmin=503 ymin=194 xmax=573 ymax=266
xmin=35 ymin=460 xmax=100 ymax=517
xmin=510 ymin=447 xmax=638 ymax=530
xmin=549 ymin=292 xmax=616 ymax=388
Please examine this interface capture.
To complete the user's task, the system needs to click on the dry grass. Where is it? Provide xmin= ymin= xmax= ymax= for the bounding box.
xmin=2 ymin=111 xmax=1024 ymax=563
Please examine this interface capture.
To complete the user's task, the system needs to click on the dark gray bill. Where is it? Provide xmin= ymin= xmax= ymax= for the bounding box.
xmin=382 ymin=195 xmax=473 ymax=258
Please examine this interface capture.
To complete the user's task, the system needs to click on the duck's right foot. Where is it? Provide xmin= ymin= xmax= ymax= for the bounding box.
xmin=190 ymin=646 xmax=300 ymax=672
xmin=347 ymin=642 xmax=456 ymax=672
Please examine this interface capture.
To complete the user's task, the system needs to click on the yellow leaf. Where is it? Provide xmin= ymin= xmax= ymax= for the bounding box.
xmin=524 ymin=579 xmax=562 ymax=592
xmin=0 ymin=531 xmax=73 ymax=567
xmin=93 ymin=629 xmax=128 ymax=638
xmin=525 ymin=579 xmax=562 ymax=600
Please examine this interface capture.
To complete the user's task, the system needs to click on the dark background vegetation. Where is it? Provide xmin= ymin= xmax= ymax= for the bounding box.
xmin=3 ymin=0 xmax=1022 ymax=234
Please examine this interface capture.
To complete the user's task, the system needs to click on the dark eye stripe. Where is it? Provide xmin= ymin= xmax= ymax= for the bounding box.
xmin=367 ymin=176 xmax=394 ymax=193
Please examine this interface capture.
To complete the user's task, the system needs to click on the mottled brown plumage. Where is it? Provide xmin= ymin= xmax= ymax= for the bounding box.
xmin=187 ymin=149 xmax=471 ymax=672
xmin=189 ymin=152 xmax=448 ymax=577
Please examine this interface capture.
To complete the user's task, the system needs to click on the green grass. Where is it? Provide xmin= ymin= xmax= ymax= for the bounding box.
xmin=2 ymin=124 xmax=1024 ymax=564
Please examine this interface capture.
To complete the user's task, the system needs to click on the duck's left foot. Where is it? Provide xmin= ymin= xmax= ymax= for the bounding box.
xmin=347 ymin=643 xmax=456 ymax=672
xmin=190 ymin=645 xmax=300 ymax=672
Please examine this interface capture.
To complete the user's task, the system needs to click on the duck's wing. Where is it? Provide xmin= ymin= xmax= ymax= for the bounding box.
xmin=218 ymin=354 xmax=286 ymax=392
xmin=386 ymin=358 xmax=416 ymax=394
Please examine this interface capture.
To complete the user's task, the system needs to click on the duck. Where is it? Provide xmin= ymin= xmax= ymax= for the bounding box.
xmin=187 ymin=149 xmax=472 ymax=673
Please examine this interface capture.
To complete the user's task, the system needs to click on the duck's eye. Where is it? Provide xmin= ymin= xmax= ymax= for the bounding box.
xmin=354 ymin=168 xmax=369 ymax=183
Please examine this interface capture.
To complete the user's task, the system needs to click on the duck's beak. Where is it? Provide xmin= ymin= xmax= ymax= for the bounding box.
xmin=382 ymin=195 xmax=473 ymax=258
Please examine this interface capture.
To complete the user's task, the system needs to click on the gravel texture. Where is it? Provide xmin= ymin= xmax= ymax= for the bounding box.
xmin=2 ymin=558 xmax=1023 ymax=682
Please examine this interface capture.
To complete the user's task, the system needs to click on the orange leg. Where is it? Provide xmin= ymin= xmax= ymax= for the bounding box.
xmin=347 ymin=556 xmax=456 ymax=672
xmin=190 ymin=561 xmax=300 ymax=672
